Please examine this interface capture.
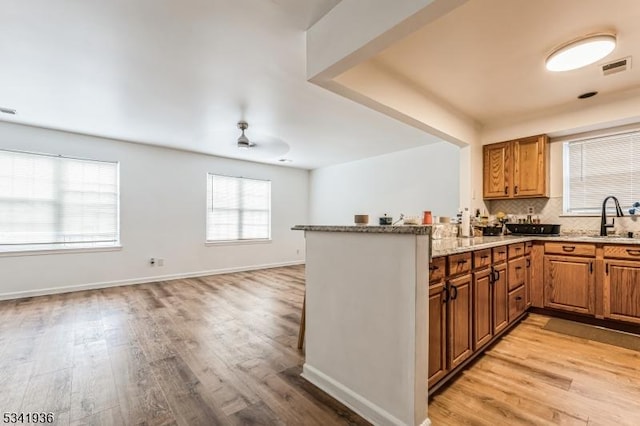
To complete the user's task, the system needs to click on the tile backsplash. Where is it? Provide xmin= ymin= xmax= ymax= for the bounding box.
xmin=488 ymin=197 xmax=640 ymax=236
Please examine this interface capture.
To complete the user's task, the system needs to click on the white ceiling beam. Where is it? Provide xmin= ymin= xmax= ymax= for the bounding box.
xmin=307 ymin=0 xmax=468 ymax=82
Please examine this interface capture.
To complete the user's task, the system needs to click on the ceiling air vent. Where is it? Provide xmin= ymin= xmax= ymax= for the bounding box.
xmin=601 ymin=56 xmax=631 ymax=76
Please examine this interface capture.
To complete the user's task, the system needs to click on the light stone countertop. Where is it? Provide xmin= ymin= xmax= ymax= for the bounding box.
xmin=291 ymin=225 xmax=432 ymax=235
xmin=432 ymin=234 xmax=640 ymax=257
xmin=292 ymin=225 xmax=640 ymax=256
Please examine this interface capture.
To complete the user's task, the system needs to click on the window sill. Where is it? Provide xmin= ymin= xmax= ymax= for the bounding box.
xmin=0 ymin=244 xmax=122 ymax=257
xmin=559 ymin=214 xmax=602 ymax=218
xmin=205 ymin=239 xmax=272 ymax=247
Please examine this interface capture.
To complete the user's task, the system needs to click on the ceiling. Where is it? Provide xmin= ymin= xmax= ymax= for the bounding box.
xmin=373 ymin=0 xmax=640 ymax=128
xmin=0 ymin=0 xmax=443 ymax=169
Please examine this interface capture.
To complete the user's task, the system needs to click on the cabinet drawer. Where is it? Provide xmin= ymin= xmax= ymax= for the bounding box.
xmin=603 ymin=245 xmax=640 ymax=261
xmin=509 ymin=286 xmax=526 ymax=323
xmin=493 ymin=246 xmax=508 ymax=263
xmin=473 ymin=249 xmax=492 ymax=270
xmin=448 ymin=253 xmax=472 ymax=276
xmin=429 ymin=257 xmax=446 ymax=283
xmin=508 ymin=257 xmax=526 ymax=291
xmin=524 ymin=241 xmax=533 ymax=255
xmin=508 ymin=243 xmax=525 ymax=258
xmin=545 ymin=242 xmax=595 ymax=257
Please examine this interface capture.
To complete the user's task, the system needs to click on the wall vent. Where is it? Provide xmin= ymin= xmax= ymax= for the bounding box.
xmin=602 ymin=56 xmax=631 ymax=76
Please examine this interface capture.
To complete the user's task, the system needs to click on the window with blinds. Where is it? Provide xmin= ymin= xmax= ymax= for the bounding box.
xmin=0 ymin=150 xmax=119 ymax=248
xmin=206 ymin=174 xmax=271 ymax=242
xmin=563 ymin=130 xmax=640 ymax=214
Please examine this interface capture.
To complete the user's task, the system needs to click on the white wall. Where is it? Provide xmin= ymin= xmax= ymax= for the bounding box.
xmin=309 ymin=142 xmax=460 ymax=224
xmin=0 ymin=121 xmax=308 ymax=299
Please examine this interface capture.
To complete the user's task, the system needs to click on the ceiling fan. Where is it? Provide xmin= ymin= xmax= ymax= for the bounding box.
xmin=236 ymin=121 xmax=254 ymax=149
xmin=228 ymin=120 xmax=290 ymax=160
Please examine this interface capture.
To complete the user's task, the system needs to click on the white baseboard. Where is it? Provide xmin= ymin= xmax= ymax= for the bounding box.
xmin=0 ymin=260 xmax=305 ymax=301
xmin=302 ymin=364 xmax=430 ymax=426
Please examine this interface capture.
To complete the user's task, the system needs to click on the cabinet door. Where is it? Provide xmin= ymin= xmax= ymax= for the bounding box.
xmin=513 ymin=135 xmax=548 ymax=197
xmin=544 ymin=255 xmax=595 ymax=315
xmin=448 ymin=274 xmax=473 ymax=369
xmin=428 ymin=282 xmax=448 ymax=387
xmin=493 ymin=263 xmax=508 ymax=334
xmin=525 ymin=255 xmax=532 ymax=308
xmin=508 ymin=257 xmax=526 ymax=291
xmin=508 ymin=286 xmax=526 ymax=323
xmin=473 ymin=268 xmax=493 ymax=350
xmin=604 ymin=260 xmax=640 ymax=324
xmin=483 ymin=142 xmax=511 ymax=199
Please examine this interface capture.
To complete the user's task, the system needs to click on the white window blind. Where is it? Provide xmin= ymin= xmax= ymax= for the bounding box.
xmin=206 ymin=174 xmax=271 ymax=242
xmin=564 ymin=130 xmax=640 ymax=214
xmin=0 ymin=150 xmax=119 ymax=247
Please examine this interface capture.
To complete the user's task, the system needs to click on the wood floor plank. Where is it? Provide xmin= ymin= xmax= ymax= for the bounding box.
xmin=20 ymin=368 xmax=72 ymax=426
xmin=70 ymin=360 xmax=119 ymax=421
xmin=108 ymin=344 xmax=176 ymax=426
xmin=148 ymin=355 xmax=228 ymax=426
xmin=0 ymin=361 xmax=35 ymax=413
xmin=69 ymin=406 xmax=125 ymax=426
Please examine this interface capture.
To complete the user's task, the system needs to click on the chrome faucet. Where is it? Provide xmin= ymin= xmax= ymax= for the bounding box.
xmin=600 ymin=196 xmax=624 ymax=236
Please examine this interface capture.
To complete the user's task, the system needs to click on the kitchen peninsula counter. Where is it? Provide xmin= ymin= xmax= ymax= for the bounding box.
xmin=292 ymin=224 xmax=432 ymax=234
xmin=293 ymin=224 xmax=431 ymax=426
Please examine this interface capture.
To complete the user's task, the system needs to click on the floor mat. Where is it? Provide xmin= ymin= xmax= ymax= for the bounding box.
xmin=543 ymin=317 xmax=640 ymax=352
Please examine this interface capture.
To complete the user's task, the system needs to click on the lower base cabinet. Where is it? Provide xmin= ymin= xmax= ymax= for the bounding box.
xmin=428 ymin=282 xmax=447 ymax=387
xmin=544 ymin=255 xmax=595 ymax=315
xmin=473 ymin=268 xmax=493 ymax=350
xmin=604 ymin=260 xmax=640 ymax=324
xmin=448 ymin=274 xmax=473 ymax=369
xmin=493 ymin=262 xmax=508 ymax=334
xmin=427 ymin=273 xmax=473 ymax=387
xmin=509 ymin=286 xmax=526 ymax=322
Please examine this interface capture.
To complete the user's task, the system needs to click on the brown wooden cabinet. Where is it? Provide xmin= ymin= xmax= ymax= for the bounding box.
xmin=603 ymin=260 xmax=640 ymax=325
xmin=508 ymin=257 xmax=526 ymax=291
xmin=428 ymin=261 xmax=473 ymax=386
xmin=602 ymin=244 xmax=640 ymax=325
xmin=507 ymin=244 xmax=527 ymax=324
xmin=483 ymin=142 xmax=511 ymax=199
xmin=544 ymin=255 xmax=595 ymax=315
xmin=428 ymin=281 xmax=448 ymax=387
xmin=448 ymin=274 xmax=473 ymax=369
xmin=483 ymin=135 xmax=549 ymax=200
xmin=493 ymin=262 xmax=509 ymax=334
xmin=473 ymin=267 xmax=493 ymax=350
xmin=513 ymin=136 xmax=548 ymax=197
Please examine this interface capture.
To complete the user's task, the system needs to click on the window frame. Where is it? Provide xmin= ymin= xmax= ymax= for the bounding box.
xmin=0 ymin=148 xmax=121 ymax=254
xmin=562 ymin=130 xmax=640 ymax=216
xmin=205 ymin=173 xmax=272 ymax=244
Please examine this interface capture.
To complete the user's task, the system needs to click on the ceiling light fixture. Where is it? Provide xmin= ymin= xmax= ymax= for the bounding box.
xmin=545 ymin=33 xmax=616 ymax=72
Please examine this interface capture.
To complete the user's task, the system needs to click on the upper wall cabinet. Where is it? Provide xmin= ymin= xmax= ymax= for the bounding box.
xmin=483 ymin=135 xmax=549 ymax=200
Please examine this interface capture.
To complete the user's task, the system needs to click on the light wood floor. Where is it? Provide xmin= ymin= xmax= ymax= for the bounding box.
xmin=0 ymin=265 xmax=367 ymax=426
xmin=429 ymin=314 xmax=640 ymax=425
xmin=2 ymin=266 xmax=639 ymax=425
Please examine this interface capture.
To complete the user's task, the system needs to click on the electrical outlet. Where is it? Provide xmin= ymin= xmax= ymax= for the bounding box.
xmin=527 ymin=206 xmax=534 ymax=214
xmin=150 ymin=257 xmax=156 ymax=266
xmin=157 ymin=258 xmax=164 ymax=267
